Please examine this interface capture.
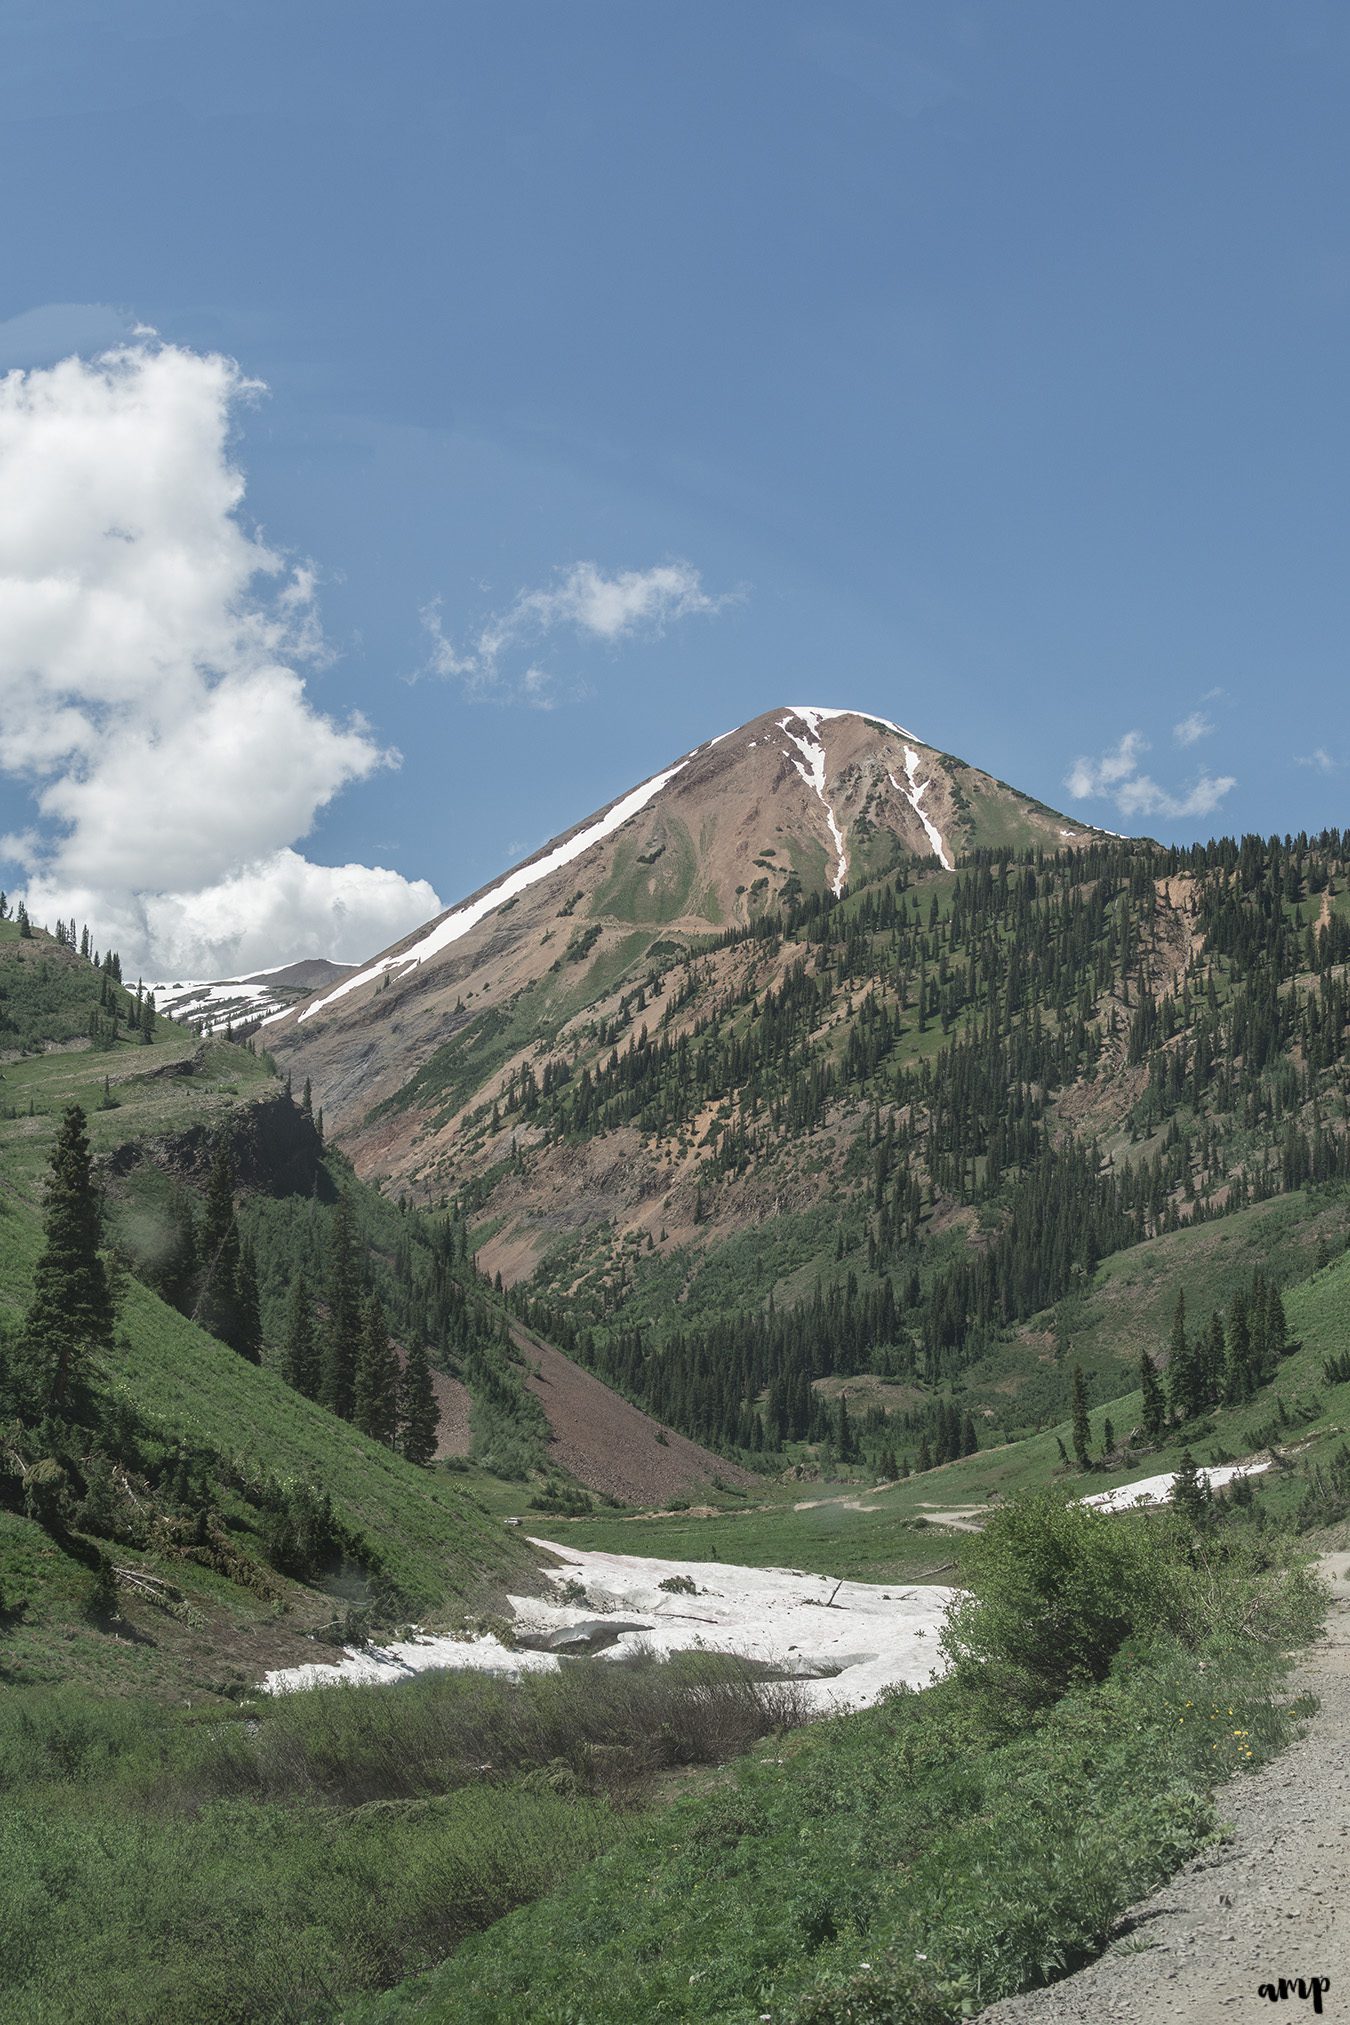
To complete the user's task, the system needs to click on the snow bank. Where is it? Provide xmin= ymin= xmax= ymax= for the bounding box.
xmin=1082 ymin=1459 xmax=1272 ymax=1516
xmin=519 ymin=1540 xmax=952 ymax=1711
xmin=262 ymin=1541 xmax=955 ymax=1711
xmin=263 ymin=1629 xmax=558 ymax=1694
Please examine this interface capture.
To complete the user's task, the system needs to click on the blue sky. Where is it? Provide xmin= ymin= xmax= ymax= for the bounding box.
xmin=1 ymin=1 xmax=1346 ymax=973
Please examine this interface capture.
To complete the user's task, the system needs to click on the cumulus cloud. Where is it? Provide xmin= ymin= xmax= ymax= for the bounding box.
xmin=423 ymin=558 xmax=733 ymax=701
xmin=24 ymin=850 xmax=443 ymax=984
xmin=1172 ymin=710 xmax=1213 ymax=747
xmin=0 ymin=339 xmax=439 ymax=974
xmin=1065 ymin=731 xmax=1236 ymax=826
xmin=1295 ymin=746 xmax=1340 ymax=773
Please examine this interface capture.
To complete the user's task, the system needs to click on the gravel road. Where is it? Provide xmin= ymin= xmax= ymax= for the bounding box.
xmin=978 ymin=1553 xmax=1350 ymax=2024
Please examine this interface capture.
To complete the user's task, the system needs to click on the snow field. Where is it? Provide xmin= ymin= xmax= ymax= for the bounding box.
xmin=1082 ymin=1458 xmax=1272 ymax=1515
xmin=264 ymin=1541 xmax=956 ymax=1710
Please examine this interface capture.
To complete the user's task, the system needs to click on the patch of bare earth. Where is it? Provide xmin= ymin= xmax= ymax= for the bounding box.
xmin=510 ymin=1323 xmax=754 ymax=1504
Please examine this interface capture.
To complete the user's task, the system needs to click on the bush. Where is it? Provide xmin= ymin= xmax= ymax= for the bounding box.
xmin=939 ymin=1491 xmax=1170 ymax=1716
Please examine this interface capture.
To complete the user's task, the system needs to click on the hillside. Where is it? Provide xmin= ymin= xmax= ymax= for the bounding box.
xmin=0 ymin=925 xmax=730 ymax=1696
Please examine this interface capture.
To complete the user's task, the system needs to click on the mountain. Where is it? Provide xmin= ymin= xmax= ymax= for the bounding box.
xmin=267 ymin=713 xmax=1349 ymax=1466
xmin=266 ymin=704 xmax=1099 ymax=1175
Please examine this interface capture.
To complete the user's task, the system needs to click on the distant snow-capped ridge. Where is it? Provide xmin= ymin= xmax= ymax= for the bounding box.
xmin=152 ymin=958 xmax=355 ymax=1032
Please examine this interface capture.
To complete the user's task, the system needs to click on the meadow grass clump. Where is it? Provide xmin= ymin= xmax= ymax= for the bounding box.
xmin=0 ymin=1653 xmax=806 ymax=2024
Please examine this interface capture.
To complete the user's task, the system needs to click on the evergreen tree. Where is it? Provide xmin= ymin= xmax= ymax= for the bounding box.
xmin=398 ymin=1339 xmax=440 ymax=1465
xmin=233 ymin=1241 xmax=263 ymax=1365
xmin=1139 ymin=1349 xmax=1165 ymax=1444
xmin=195 ymin=1136 xmax=245 ymax=1352
xmin=1172 ymin=1449 xmax=1210 ymax=1526
xmin=11 ymin=1105 xmax=113 ymax=1417
xmin=353 ymin=1293 xmax=399 ymax=1445
xmin=1264 ymin=1281 xmax=1289 ymax=1365
xmin=1164 ymin=1290 xmax=1198 ymax=1420
xmin=1225 ymin=1292 xmax=1254 ymax=1403
xmin=282 ymin=1273 xmax=321 ymax=1398
xmin=16 ymin=900 xmax=31 ymax=938
xmin=322 ymin=1194 xmax=363 ymax=1420
xmin=1070 ymin=1363 xmax=1091 ymax=1469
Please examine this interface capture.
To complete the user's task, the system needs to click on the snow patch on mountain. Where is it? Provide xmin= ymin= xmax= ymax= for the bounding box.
xmin=299 ymin=759 xmax=691 ymax=1023
xmin=788 ymin=704 xmax=919 ymax=742
xmin=889 ymin=746 xmax=952 ymax=870
xmin=152 ymin=977 xmax=292 ymax=1030
xmin=780 ymin=709 xmax=849 ymax=895
xmin=1082 ymin=1459 xmax=1272 ymax=1515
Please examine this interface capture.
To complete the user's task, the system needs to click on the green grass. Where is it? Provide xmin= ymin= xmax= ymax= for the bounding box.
xmin=0 ymin=1654 xmax=805 ymax=2024
xmin=591 ymin=819 xmax=698 ymax=925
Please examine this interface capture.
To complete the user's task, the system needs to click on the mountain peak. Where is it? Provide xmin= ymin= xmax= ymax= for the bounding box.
xmin=265 ymin=708 xmax=1103 ymax=1180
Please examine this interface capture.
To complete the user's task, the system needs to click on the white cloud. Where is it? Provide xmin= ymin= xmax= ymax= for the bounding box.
xmin=1064 ymin=731 xmax=1150 ymax=799
xmin=1295 ymin=746 xmax=1339 ymax=773
xmin=0 ymin=339 xmax=438 ymax=973
xmin=1172 ymin=710 xmax=1213 ymax=747
xmin=423 ymin=558 xmax=733 ymax=700
xmin=51 ymin=851 xmax=441 ymax=983
xmin=1065 ymin=730 xmax=1236 ymax=826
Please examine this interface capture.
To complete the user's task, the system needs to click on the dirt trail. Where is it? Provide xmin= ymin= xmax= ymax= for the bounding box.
xmin=978 ymin=1554 xmax=1350 ymax=2023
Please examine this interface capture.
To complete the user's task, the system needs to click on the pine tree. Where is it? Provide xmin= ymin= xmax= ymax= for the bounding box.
xmin=195 ymin=1136 xmax=244 ymax=1351
xmin=1071 ymin=1363 xmax=1091 ymax=1468
xmin=12 ymin=1105 xmax=113 ymax=1417
xmin=1226 ymin=1293 xmax=1254 ymax=1403
xmin=1172 ymin=1448 xmax=1210 ymax=1526
xmin=322 ymin=1194 xmax=363 ymax=1420
xmin=353 ymin=1293 xmax=399 ymax=1445
xmin=1139 ymin=1349 xmax=1165 ymax=1444
xmin=16 ymin=901 xmax=31 ymax=938
xmin=282 ymin=1273 xmax=321 ymax=1398
xmin=398 ymin=1339 xmax=440 ymax=1465
xmin=233 ymin=1240 xmax=263 ymax=1365
xmin=1165 ymin=1290 xmax=1197 ymax=1420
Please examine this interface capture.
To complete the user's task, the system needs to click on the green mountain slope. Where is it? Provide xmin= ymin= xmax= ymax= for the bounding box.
xmin=0 ymin=928 xmax=536 ymax=1696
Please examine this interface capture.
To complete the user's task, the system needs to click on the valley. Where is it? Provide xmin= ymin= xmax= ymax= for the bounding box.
xmin=1 ymin=711 xmax=1347 ymax=2022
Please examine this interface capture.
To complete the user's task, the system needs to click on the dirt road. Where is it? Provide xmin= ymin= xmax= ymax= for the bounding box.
xmin=979 ymin=1554 xmax=1350 ymax=2023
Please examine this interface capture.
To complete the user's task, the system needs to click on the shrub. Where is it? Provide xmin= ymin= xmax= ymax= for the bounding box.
xmin=939 ymin=1490 xmax=1171 ymax=1716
